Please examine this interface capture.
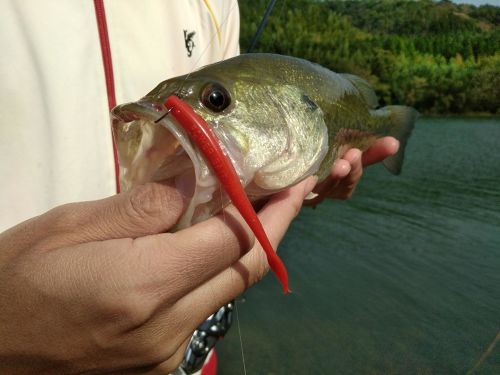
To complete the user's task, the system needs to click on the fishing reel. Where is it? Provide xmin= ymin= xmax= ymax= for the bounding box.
xmin=173 ymin=301 xmax=234 ymax=375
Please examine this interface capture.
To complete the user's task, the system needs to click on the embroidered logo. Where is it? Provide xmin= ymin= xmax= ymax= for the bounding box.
xmin=184 ymin=30 xmax=196 ymax=57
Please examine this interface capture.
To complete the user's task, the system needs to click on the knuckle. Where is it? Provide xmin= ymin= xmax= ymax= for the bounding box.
xmin=250 ymin=251 xmax=270 ymax=285
xmin=45 ymin=203 xmax=83 ymax=231
xmin=34 ymin=203 xmax=88 ymax=250
xmin=126 ymin=183 xmax=182 ymax=228
xmin=120 ymin=299 xmax=153 ymax=329
xmin=290 ymin=199 xmax=303 ymax=217
xmin=128 ymin=183 xmax=166 ymax=218
xmin=99 ymin=292 xmax=154 ymax=332
xmin=214 ymin=212 xmax=256 ymax=256
xmin=222 ymin=220 xmax=255 ymax=255
xmin=278 ymin=196 xmax=303 ymax=220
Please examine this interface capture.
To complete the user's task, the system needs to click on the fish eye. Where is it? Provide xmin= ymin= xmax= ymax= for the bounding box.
xmin=201 ymin=83 xmax=231 ymax=112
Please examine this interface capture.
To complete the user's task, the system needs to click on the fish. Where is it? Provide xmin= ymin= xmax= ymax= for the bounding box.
xmin=111 ymin=53 xmax=418 ymax=291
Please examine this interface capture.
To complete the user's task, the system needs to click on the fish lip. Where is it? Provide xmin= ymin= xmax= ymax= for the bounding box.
xmin=111 ymin=100 xmax=200 ymax=177
xmin=111 ymin=100 xmax=226 ymax=229
xmin=111 ymin=100 xmax=163 ymax=122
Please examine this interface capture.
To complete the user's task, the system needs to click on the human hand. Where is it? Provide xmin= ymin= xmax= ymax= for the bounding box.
xmin=305 ymin=136 xmax=399 ymax=205
xmin=0 ymin=177 xmax=316 ymax=374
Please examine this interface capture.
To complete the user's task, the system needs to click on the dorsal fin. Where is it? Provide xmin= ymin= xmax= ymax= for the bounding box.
xmin=341 ymin=73 xmax=379 ymax=108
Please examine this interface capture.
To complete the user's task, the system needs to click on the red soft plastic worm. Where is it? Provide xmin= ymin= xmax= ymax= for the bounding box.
xmin=165 ymin=95 xmax=290 ymax=294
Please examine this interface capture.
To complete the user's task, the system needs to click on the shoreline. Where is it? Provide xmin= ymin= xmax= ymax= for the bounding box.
xmin=419 ymin=113 xmax=500 ymax=119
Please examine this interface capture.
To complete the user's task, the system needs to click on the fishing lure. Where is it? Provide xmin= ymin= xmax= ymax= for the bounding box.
xmin=164 ymin=95 xmax=290 ymax=294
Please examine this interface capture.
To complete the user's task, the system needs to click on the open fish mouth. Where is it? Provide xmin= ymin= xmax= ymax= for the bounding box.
xmin=113 ymin=96 xmax=291 ymax=293
xmin=111 ymin=101 xmax=229 ymax=229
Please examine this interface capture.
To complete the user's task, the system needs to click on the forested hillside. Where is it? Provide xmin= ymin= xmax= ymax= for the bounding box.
xmin=239 ymin=0 xmax=500 ymax=115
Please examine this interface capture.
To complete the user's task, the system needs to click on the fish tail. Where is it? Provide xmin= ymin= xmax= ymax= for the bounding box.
xmin=379 ymin=105 xmax=419 ymax=175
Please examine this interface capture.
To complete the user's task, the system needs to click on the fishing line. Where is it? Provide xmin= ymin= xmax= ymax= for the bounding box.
xmin=216 ymin=134 xmax=249 ymax=375
xmin=235 ymin=300 xmax=248 ymax=375
xmin=157 ymin=0 xmax=279 ymax=119
xmin=179 ymin=0 xmax=239 ymax=90
xmin=218 ymin=184 xmax=249 ymax=374
xmin=219 ymin=185 xmax=230 ymax=262
xmin=155 ymin=0 xmax=239 ymax=122
xmin=156 ymin=2 xmax=285 ymax=370
xmin=464 ymin=330 xmax=500 ymax=375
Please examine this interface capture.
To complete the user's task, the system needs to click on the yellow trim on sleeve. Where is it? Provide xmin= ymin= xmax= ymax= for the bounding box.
xmin=203 ymin=0 xmax=222 ymax=45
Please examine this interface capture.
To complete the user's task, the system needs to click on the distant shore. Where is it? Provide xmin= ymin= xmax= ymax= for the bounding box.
xmin=422 ymin=113 xmax=500 ymax=118
xmin=240 ymin=0 xmax=500 ymax=116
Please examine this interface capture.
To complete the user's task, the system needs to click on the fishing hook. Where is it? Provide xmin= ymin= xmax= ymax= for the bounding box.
xmin=154 ymin=107 xmax=173 ymax=123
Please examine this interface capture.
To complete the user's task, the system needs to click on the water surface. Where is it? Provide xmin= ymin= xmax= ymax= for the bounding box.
xmin=218 ymin=118 xmax=500 ymax=375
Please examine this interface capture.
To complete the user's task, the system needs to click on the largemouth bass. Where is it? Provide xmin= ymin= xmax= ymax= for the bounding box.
xmin=112 ymin=53 xmax=417 ymax=229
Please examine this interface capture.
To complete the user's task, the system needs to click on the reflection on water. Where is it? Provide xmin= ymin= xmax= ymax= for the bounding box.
xmin=218 ymin=118 xmax=500 ymax=375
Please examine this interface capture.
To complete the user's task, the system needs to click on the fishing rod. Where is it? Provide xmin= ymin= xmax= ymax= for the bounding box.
xmin=246 ymin=0 xmax=278 ymax=53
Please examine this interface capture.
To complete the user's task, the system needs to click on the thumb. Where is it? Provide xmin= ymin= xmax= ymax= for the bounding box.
xmin=23 ymin=182 xmax=186 ymax=250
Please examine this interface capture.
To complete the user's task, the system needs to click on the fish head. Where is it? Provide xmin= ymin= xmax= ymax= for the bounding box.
xmin=111 ymin=57 xmax=328 ymax=229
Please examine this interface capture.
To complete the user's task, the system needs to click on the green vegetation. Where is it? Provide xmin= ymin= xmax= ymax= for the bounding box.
xmin=239 ymin=0 xmax=500 ymax=115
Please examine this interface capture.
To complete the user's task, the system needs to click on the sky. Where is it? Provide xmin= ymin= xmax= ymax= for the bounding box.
xmin=453 ymin=0 xmax=500 ymax=5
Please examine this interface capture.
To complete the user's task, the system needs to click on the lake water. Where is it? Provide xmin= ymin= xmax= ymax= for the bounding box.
xmin=217 ymin=118 xmax=500 ymax=375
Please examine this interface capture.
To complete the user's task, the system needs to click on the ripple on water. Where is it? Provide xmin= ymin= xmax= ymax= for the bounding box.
xmin=218 ymin=118 xmax=500 ymax=375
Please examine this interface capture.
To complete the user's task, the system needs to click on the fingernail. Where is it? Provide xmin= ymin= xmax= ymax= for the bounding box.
xmin=391 ymin=138 xmax=400 ymax=153
xmin=336 ymin=160 xmax=351 ymax=177
xmin=303 ymin=176 xmax=318 ymax=198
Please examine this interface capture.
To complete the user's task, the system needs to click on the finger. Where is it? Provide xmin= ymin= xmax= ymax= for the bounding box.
xmin=131 ymin=176 xmax=316 ymax=305
xmin=361 ymin=136 xmax=399 ymax=166
xmin=315 ymin=158 xmax=351 ymax=196
xmin=340 ymin=148 xmax=363 ymax=185
xmin=168 ymin=177 xmax=316 ymax=336
xmin=257 ymin=176 xmax=317 ymax=245
xmin=331 ymin=158 xmax=352 ymax=180
xmin=304 ymin=159 xmax=350 ymax=206
xmin=32 ymin=182 xmax=186 ymax=250
xmin=326 ymin=148 xmax=363 ymax=200
xmin=125 ymin=203 xmax=255 ymax=304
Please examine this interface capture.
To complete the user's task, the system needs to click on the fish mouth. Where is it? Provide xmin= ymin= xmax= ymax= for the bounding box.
xmin=111 ymin=100 xmax=230 ymax=229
